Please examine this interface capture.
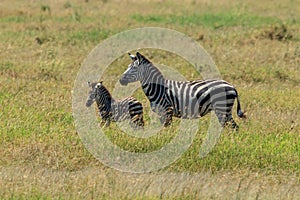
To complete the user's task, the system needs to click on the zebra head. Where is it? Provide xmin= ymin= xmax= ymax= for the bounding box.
xmin=85 ymin=81 xmax=103 ymax=107
xmin=119 ymin=52 xmax=149 ymax=86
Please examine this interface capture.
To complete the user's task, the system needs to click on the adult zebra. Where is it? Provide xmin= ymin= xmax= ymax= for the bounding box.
xmin=119 ymin=52 xmax=245 ymax=129
xmin=86 ymin=81 xmax=144 ymax=128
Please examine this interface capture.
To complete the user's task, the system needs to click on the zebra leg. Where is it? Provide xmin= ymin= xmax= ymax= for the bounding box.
xmin=99 ymin=111 xmax=111 ymax=127
xmin=130 ymin=114 xmax=144 ymax=128
xmin=228 ymin=115 xmax=239 ymax=131
xmin=215 ymin=112 xmax=227 ymax=127
xmin=138 ymin=114 xmax=145 ymax=127
xmin=103 ymin=118 xmax=111 ymax=127
xmin=160 ymin=107 xmax=173 ymax=127
xmin=215 ymin=111 xmax=239 ymax=131
xmin=99 ymin=118 xmax=107 ymax=127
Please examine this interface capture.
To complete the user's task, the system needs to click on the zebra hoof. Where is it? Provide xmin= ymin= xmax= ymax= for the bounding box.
xmin=163 ymin=122 xmax=171 ymax=127
xmin=232 ymin=124 xmax=239 ymax=132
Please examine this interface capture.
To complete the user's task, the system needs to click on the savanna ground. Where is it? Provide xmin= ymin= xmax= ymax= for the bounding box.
xmin=0 ymin=0 xmax=300 ymax=199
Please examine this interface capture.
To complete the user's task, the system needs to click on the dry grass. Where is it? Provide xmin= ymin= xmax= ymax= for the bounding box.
xmin=1 ymin=166 xmax=299 ymax=199
xmin=0 ymin=0 xmax=299 ymax=199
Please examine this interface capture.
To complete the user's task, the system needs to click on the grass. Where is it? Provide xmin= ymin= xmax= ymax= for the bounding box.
xmin=131 ymin=12 xmax=282 ymax=29
xmin=0 ymin=0 xmax=300 ymax=199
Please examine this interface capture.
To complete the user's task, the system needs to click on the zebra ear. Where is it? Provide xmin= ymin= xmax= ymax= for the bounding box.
xmin=136 ymin=52 xmax=148 ymax=63
xmin=128 ymin=52 xmax=137 ymax=61
xmin=136 ymin=52 xmax=142 ymax=61
xmin=87 ymin=81 xmax=91 ymax=87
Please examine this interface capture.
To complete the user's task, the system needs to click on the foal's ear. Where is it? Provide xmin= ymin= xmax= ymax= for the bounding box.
xmin=95 ymin=81 xmax=103 ymax=88
xmin=87 ymin=81 xmax=91 ymax=87
xmin=128 ymin=52 xmax=137 ymax=61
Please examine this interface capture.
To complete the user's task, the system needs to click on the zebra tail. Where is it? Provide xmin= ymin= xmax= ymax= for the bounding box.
xmin=235 ymin=90 xmax=245 ymax=118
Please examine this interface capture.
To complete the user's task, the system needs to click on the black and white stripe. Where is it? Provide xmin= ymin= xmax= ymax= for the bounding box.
xmin=119 ymin=52 xmax=244 ymax=129
xmin=86 ymin=81 xmax=144 ymax=128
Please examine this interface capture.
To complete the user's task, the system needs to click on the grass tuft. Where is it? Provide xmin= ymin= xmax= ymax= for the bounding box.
xmin=0 ymin=0 xmax=299 ymax=199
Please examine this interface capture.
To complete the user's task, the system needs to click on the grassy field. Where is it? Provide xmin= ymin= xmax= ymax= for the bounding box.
xmin=1 ymin=0 xmax=300 ymax=199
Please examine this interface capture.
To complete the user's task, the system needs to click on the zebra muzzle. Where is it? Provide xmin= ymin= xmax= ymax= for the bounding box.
xmin=119 ymin=79 xmax=128 ymax=86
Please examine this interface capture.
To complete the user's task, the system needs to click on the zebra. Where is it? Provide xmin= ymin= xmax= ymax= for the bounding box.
xmin=119 ymin=52 xmax=245 ymax=129
xmin=86 ymin=81 xmax=144 ymax=128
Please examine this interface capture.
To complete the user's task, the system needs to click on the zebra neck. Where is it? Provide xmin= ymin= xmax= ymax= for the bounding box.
xmin=95 ymin=98 xmax=112 ymax=112
xmin=141 ymin=79 xmax=166 ymax=103
xmin=140 ymin=63 xmax=166 ymax=100
xmin=140 ymin=65 xmax=165 ymax=85
xmin=141 ymin=74 xmax=165 ymax=90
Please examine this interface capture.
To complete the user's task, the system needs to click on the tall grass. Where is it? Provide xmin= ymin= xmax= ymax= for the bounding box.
xmin=0 ymin=0 xmax=299 ymax=199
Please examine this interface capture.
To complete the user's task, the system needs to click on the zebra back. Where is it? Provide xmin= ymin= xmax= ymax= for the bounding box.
xmin=120 ymin=52 xmax=244 ymax=129
xmin=111 ymin=96 xmax=143 ymax=122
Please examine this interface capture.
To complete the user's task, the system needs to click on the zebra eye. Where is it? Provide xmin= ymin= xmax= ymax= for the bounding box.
xmin=134 ymin=60 xmax=139 ymax=66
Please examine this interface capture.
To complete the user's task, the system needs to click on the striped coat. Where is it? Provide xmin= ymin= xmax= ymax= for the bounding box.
xmin=86 ymin=81 xmax=144 ymax=128
xmin=120 ymin=52 xmax=244 ymax=129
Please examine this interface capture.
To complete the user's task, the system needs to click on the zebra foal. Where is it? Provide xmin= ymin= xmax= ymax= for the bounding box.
xmin=119 ymin=52 xmax=245 ymax=130
xmin=86 ymin=81 xmax=144 ymax=128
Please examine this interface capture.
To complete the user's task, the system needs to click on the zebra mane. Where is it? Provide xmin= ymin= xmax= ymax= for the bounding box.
xmin=136 ymin=52 xmax=151 ymax=65
xmin=136 ymin=52 xmax=166 ymax=83
xmin=96 ymin=83 xmax=114 ymax=102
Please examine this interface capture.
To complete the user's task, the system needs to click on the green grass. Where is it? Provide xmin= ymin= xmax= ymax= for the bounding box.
xmin=0 ymin=0 xmax=300 ymax=199
xmin=69 ymin=28 xmax=112 ymax=43
xmin=131 ymin=12 xmax=282 ymax=29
